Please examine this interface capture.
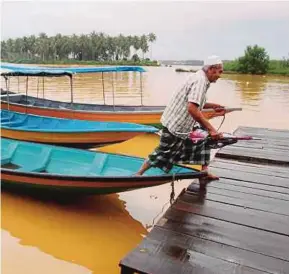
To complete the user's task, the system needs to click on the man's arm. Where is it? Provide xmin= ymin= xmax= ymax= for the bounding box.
xmin=188 ymin=102 xmax=222 ymax=139
xmin=203 ymin=102 xmax=226 ymax=117
xmin=186 ymin=75 xmax=222 ymax=139
xmin=203 ymin=102 xmax=224 ymax=109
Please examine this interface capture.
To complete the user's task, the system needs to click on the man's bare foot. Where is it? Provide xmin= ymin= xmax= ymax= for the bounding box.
xmin=199 ymin=172 xmax=219 ymax=190
xmin=204 ymin=172 xmax=219 ymax=181
xmin=135 ymin=172 xmax=143 ymax=176
xmin=201 ymin=166 xmax=219 ymax=182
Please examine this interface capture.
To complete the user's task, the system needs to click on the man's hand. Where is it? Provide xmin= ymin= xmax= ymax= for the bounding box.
xmin=203 ymin=103 xmax=226 ymax=116
xmin=214 ymin=107 xmax=226 ymax=116
xmin=188 ymin=102 xmax=223 ymax=139
xmin=203 ymin=103 xmax=225 ymax=110
xmin=212 ymin=104 xmax=225 ymax=110
xmin=208 ymin=128 xmax=223 ymax=140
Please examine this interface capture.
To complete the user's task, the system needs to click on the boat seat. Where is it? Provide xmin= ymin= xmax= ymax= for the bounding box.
xmin=1 ymin=120 xmax=26 ymax=127
xmin=1 ymin=118 xmax=11 ymax=123
xmin=0 ymin=93 xmax=23 ymax=98
xmin=59 ymin=105 xmax=69 ymax=109
xmin=17 ymin=148 xmax=52 ymax=172
xmin=88 ymin=154 xmax=109 ymax=175
xmin=1 ymin=142 xmax=18 ymax=165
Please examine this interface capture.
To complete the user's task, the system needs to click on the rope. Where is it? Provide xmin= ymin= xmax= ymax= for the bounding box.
xmin=170 ymin=173 xmax=176 ymax=205
xmin=146 ymin=174 xmax=177 ymax=230
xmin=216 ymin=114 xmax=226 ymax=132
xmin=175 ymin=111 xmax=226 ymax=137
xmin=146 ymin=114 xmax=226 ymax=231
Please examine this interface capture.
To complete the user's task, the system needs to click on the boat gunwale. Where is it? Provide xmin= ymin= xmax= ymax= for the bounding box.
xmin=1 ymin=91 xmax=166 ymax=114
xmin=1 ymin=138 xmax=206 ymax=181
xmin=0 ymin=110 xmax=159 ymax=133
xmin=1 ymin=100 xmax=165 ymax=115
xmin=1 ymin=168 xmax=206 ymax=182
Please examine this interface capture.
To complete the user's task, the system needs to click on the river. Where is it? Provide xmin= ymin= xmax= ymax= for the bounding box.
xmin=1 ymin=65 xmax=289 ymax=274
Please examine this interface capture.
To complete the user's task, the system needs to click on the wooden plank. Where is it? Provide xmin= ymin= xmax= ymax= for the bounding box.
xmin=162 ymin=209 xmax=289 ymax=263
xmin=120 ymin=128 xmax=289 ymax=274
xmin=235 ymin=127 xmax=289 ymax=139
xmin=199 ymin=189 xmax=289 ymax=216
xmin=218 ymin=145 xmax=289 ymax=157
xmin=215 ymin=127 xmax=289 ymax=164
xmin=176 ymin=193 xmax=289 ymax=236
xmin=120 ymin=226 xmax=273 ymax=274
xmin=209 ymin=179 xmax=289 ymax=199
xmin=209 ymin=167 xmax=289 ymax=189
xmin=230 ymin=141 xmax=289 ymax=150
xmin=210 ymin=159 xmax=289 ymax=178
xmin=216 ymin=146 xmax=289 ymax=165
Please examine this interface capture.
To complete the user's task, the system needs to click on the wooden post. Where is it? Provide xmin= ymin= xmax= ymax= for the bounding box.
xmin=70 ymin=75 xmax=74 ymax=110
xmin=111 ymin=72 xmax=115 ymax=111
xmin=140 ymin=72 xmax=143 ymax=106
xmin=25 ymin=76 xmax=28 ymax=113
xmin=101 ymin=71 xmax=106 ymax=104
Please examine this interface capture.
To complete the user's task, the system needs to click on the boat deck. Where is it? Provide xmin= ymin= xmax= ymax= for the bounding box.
xmin=119 ymin=126 xmax=289 ymax=274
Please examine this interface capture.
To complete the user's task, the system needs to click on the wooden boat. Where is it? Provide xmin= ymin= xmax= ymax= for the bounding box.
xmin=0 ymin=138 xmax=206 ymax=194
xmin=0 ymin=109 xmax=158 ymax=146
xmin=1 ymin=92 xmax=165 ymax=127
xmin=0 ymin=65 xmax=165 ymax=127
xmin=1 ymin=65 xmax=241 ymax=127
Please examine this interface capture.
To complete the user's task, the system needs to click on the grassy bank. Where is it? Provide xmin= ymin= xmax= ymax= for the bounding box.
xmin=223 ymin=60 xmax=289 ymax=76
xmin=175 ymin=61 xmax=289 ymax=76
xmin=1 ymin=59 xmax=160 ymax=67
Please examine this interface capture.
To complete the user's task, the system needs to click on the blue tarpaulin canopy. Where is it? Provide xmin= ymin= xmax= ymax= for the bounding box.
xmin=0 ymin=67 xmax=73 ymax=77
xmin=0 ymin=63 xmax=146 ymax=74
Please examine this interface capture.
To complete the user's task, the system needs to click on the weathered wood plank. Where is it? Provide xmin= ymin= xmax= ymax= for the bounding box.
xmin=209 ymin=167 xmax=289 ymax=189
xmin=229 ymin=141 xmax=289 ymax=151
xmin=161 ymin=209 xmax=289 ymax=262
xmin=120 ymin=128 xmax=289 ymax=274
xmin=120 ymin=227 xmax=275 ymax=274
xmin=235 ymin=127 xmax=289 ymax=139
xmin=209 ymin=179 xmax=289 ymax=199
xmin=198 ymin=189 xmax=289 ymax=216
xmin=216 ymin=146 xmax=289 ymax=165
xmin=177 ymin=193 xmax=289 ymax=236
xmin=215 ymin=127 xmax=289 ymax=164
xmin=210 ymin=159 xmax=289 ymax=178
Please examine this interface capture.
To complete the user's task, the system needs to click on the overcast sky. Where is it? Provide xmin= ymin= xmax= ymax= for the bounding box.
xmin=1 ymin=1 xmax=289 ymax=60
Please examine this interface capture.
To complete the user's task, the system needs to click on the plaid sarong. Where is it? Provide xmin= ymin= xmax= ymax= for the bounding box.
xmin=148 ymin=127 xmax=211 ymax=173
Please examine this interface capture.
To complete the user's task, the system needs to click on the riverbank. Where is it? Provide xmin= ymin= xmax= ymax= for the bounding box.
xmin=223 ymin=60 xmax=289 ymax=76
xmin=175 ymin=67 xmax=289 ymax=76
xmin=1 ymin=59 xmax=160 ymax=67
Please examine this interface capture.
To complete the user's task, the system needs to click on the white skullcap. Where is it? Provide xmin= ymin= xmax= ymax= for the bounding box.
xmin=203 ymin=55 xmax=223 ymax=66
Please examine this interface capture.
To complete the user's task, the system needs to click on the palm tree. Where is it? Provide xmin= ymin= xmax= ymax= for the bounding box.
xmin=140 ymin=35 xmax=149 ymax=59
xmin=2 ymin=32 xmax=156 ymax=63
xmin=132 ymin=36 xmax=140 ymax=59
xmin=147 ymin=33 xmax=156 ymax=60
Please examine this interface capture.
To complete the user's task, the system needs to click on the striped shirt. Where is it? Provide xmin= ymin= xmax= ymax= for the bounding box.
xmin=161 ymin=69 xmax=210 ymax=139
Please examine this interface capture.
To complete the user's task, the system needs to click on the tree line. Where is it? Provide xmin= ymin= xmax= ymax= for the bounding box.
xmin=223 ymin=45 xmax=289 ymax=76
xmin=1 ymin=32 xmax=157 ymax=62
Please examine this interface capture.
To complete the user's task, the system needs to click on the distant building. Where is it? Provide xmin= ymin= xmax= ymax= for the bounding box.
xmin=159 ymin=60 xmax=204 ymax=66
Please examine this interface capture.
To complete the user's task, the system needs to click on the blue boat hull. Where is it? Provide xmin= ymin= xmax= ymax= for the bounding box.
xmin=1 ymin=138 xmax=206 ymax=195
xmin=1 ymin=109 xmax=158 ymax=146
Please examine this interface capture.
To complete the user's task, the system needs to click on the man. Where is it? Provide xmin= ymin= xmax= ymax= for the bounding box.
xmin=136 ymin=55 xmax=225 ymax=189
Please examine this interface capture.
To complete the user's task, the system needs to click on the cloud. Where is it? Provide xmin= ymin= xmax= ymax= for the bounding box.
xmin=1 ymin=1 xmax=288 ymax=59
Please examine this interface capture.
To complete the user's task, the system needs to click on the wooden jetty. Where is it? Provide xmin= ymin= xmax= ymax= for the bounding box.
xmin=119 ymin=126 xmax=289 ymax=274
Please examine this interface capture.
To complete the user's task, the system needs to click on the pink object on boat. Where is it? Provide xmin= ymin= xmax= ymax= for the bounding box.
xmin=189 ymin=129 xmax=256 ymax=142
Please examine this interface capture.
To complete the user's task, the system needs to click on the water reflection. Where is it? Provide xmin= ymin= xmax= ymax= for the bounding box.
xmin=3 ymin=70 xmax=146 ymax=106
xmin=222 ymin=74 xmax=267 ymax=104
xmin=1 ymin=66 xmax=289 ymax=274
xmin=1 ymin=190 xmax=147 ymax=274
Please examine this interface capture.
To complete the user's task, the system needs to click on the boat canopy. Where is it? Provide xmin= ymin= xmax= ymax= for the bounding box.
xmin=1 ymin=63 xmax=146 ymax=74
xmin=0 ymin=67 xmax=73 ymax=77
xmin=0 ymin=63 xmax=146 ymax=105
